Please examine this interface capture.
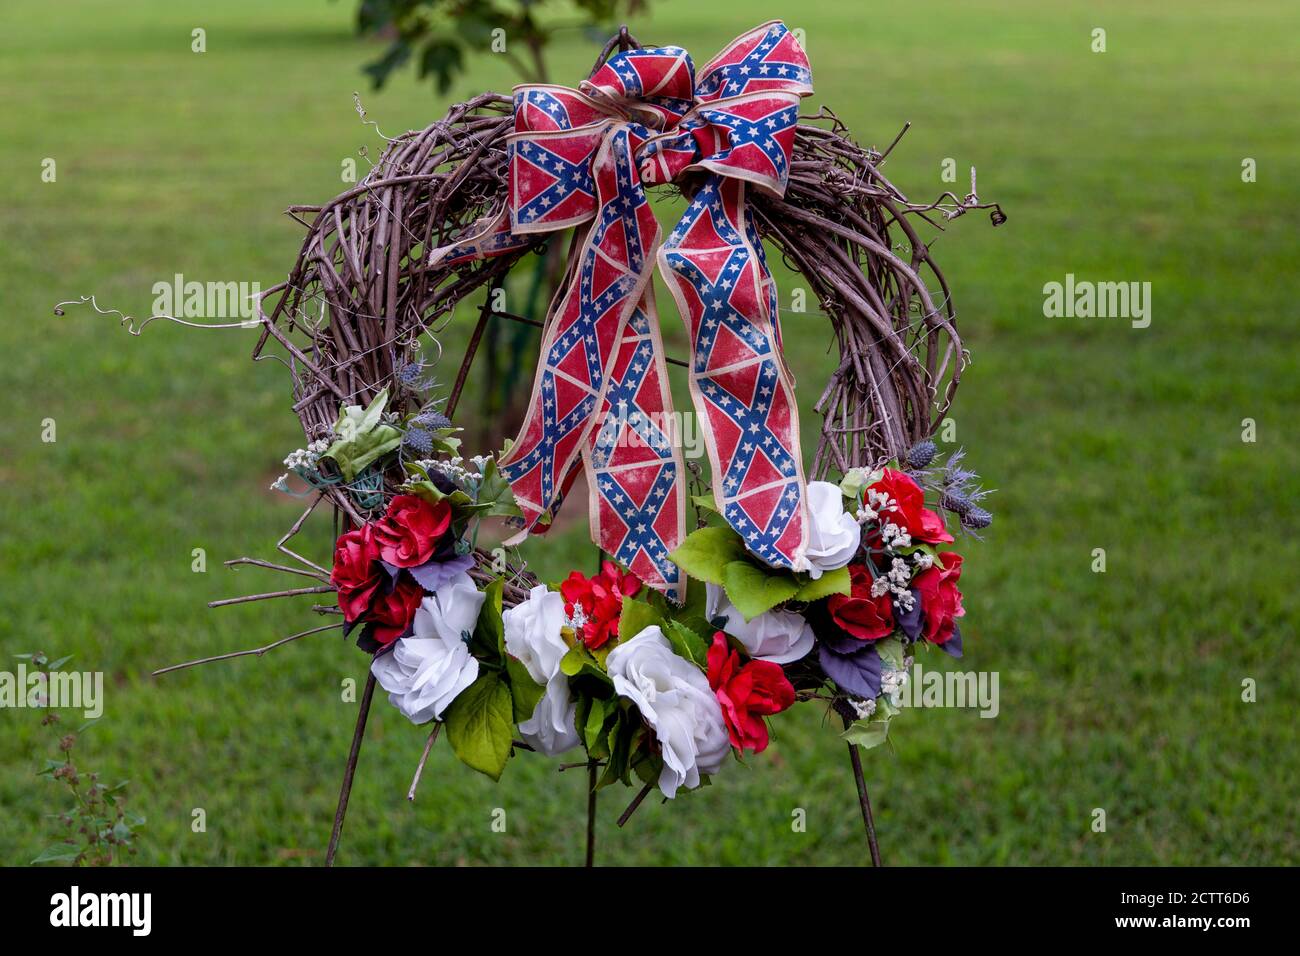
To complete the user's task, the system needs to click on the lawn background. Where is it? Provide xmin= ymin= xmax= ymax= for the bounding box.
xmin=1 ymin=0 xmax=1297 ymax=865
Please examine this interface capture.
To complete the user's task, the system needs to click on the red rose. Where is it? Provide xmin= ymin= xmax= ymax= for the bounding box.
xmin=366 ymin=577 xmax=424 ymax=646
xmin=867 ymin=468 xmax=954 ymax=544
xmin=828 ymin=563 xmax=895 ymax=641
xmin=559 ymin=560 xmax=642 ymax=650
xmin=913 ymin=552 xmax=965 ymax=645
xmin=373 ymin=494 xmax=451 ymax=568
xmin=707 ymin=632 xmax=795 ymax=754
xmin=331 ymin=525 xmax=383 ymax=623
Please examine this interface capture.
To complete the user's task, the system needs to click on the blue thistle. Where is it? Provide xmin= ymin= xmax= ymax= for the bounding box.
xmin=906 ymin=440 xmax=937 ymax=470
xmin=941 ymin=488 xmax=974 ymax=514
xmin=403 ymin=428 xmax=434 ymax=455
xmin=961 ymin=506 xmax=992 ymax=530
xmin=413 ymin=409 xmax=452 ymax=431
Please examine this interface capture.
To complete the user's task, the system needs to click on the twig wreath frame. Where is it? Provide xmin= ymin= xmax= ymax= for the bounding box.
xmin=76 ymin=22 xmax=1003 ymax=866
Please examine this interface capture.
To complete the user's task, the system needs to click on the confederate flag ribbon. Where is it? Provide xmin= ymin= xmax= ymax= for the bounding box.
xmin=429 ymin=21 xmax=814 ymax=601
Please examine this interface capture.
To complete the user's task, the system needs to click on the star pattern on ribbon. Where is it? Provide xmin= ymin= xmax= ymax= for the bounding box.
xmin=429 ymin=21 xmax=815 ymax=600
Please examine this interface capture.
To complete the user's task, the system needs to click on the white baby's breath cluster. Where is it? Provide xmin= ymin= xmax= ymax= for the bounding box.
xmin=564 ymin=604 xmax=589 ymax=632
xmin=270 ymin=438 xmax=331 ymax=492
xmin=872 ymin=556 xmax=917 ymax=612
xmin=853 ymin=481 xmax=943 ymax=615
xmin=849 ymin=696 xmax=877 ymax=719
xmin=857 ymin=489 xmax=912 ymax=547
xmin=410 ymin=453 xmax=491 ymax=490
xmin=880 ymin=665 xmax=909 ymax=707
xmin=855 ymin=487 xmax=895 ymax=524
xmin=283 ymin=438 xmax=330 ymax=471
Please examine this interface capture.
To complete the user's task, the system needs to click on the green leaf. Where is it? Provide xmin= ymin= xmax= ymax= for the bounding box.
xmin=794 ymin=565 xmax=853 ymax=603
xmin=505 ymin=656 xmax=546 ymax=724
xmin=664 ymin=619 xmax=710 ymax=669
xmin=583 ymin=697 xmax=609 ymax=752
xmin=668 ymin=526 xmax=747 ymax=585
xmin=443 ymin=673 xmax=514 ymax=781
xmin=618 ymin=595 xmax=664 ymax=641
xmin=598 ymin=712 xmax=635 ymax=790
xmin=405 ymin=476 xmax=477 ymax=511
xmin=476 ymin=457 xmax=522 ymax=518
xmin=691 ymin=492 xmax=720 ymax=513
xmin=468 ymin=577 xmax=505 ymax=664
xmin=876 ymin=636 xmax=906 ymax=671
xmin=841 ymin=716 xmax=891 ymax=751
xmin=322 ymin=388 xmax=403 ymax=481
xmin=722 ymin=561 xmax=800 ymax=620
xmin=332 ymin=387 xmax=388 ymax=437
xmin=32 ymin=843 xmax=81 ymax=864
xmin=560 ymin=645 xmax=612 ymax=685
xmin=632 ymin=748 xmax=662 ymax=787
xmin=324 ymin=424 xmax=402 ymax=482
xmin=840 ymin=466 xmax=883 ymax=500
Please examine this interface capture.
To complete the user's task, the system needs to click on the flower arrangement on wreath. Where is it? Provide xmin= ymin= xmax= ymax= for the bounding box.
xmin=59 ymin=18 xmax=1008 ymax=838
xmin=253 ymin=19 xmax=1001 ymax=801
xmin=278 ymin=374 xmax=991 ymax=797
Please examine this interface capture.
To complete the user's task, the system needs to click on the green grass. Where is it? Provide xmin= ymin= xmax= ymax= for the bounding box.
xmin=2 ymin=0 xmax=1298 ymax=866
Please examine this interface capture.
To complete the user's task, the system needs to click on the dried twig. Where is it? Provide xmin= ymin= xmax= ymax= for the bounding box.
xmin=152 ymin=622 xmax=343 ymax=676
xmin=407 ymin=723 xmax=441 ymax=802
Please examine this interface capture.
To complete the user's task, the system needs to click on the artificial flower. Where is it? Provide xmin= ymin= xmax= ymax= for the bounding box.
xmin=913 ymin=552 xmax=965 ymax=647
xmin=503 ymin=585 xmax=580 ymax=755
xmin=520 ymin=675 xmax=582 ymax=756
xmin=707 ymin=632 xmax=794 ymax=753
xmin=365 ymin=576 xmax=425 ymax=646
xmin=828 ymin=563 xmax=895 ymax=641
xmin=804 ymin=480 xmax=862 ymax=577
xmin=705 ymin=583 xmax=814 ymax=664
xmin=370 ymin=571 xmax=483 ymax=723
xmin=817 ymin=639 xmax=883 ymax=700
xmin=866 ymin=468 xmax=954 ymax=545
xmin=331 ymin=525 xmax=383 ymax=623
xmin=559 ymin=560 xmax=642 ymax=649
xmin=605 ymin=626 xmax=730 ymax=798
xmin=373 ymin=494 xmax=452 ymax=568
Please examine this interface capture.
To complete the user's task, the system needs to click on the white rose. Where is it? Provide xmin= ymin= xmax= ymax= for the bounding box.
xmin=605 ymin=626 xmax=730 ymax=798
xmin=804 ymin=480 xmax=861 ymax=578
xmin=519 ymin=674 xmax=581 ymax=756
xmin=503 ymin=585 xmax=567 ymax=685
xmin=705 ymin=583 xmax=814 ymax=664
xmin=370 ymin=571 xmax=483 ymax=724
xmin=503 ymin=585 xmax=580 ymax=756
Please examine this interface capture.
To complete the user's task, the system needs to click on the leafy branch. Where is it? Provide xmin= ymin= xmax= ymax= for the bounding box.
xmin=354 ymin=0 xmax=646 ymax=92
xmin=18 ymin=652 xmax=145 ymax=866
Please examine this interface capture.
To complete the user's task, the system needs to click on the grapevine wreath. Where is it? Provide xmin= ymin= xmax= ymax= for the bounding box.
xmin=94 ymin=21 xmax=1004 ymax=864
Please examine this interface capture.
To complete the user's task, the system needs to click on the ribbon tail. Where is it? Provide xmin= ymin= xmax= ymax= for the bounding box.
xmin=583 ymin=286 xmax=687 ymax=603
xmin=428 ymin=202 xmax=533 ymax=268
xmin=658 ymin=175 xmax=810 ymax=571
xmin=498 ymin=124 xmax=663 ymax=544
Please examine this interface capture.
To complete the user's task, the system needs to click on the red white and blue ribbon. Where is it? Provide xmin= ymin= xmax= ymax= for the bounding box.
xmin=430 ymin=22 xmax=814 ymax=600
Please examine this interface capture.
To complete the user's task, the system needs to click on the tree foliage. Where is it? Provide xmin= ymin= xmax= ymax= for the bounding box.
xmin=355 ymin=0 xmax=646 ymax=92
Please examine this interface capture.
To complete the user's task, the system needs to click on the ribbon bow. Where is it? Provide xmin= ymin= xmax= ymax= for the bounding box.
xmin=431 ymin=21 xmax=814 ymax=601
